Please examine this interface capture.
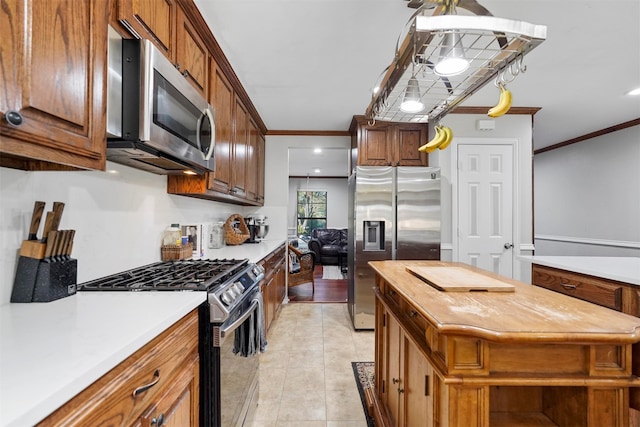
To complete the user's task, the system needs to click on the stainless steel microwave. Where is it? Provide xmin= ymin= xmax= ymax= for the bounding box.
xmin=107 ymin=31 xmax=215 ymax=175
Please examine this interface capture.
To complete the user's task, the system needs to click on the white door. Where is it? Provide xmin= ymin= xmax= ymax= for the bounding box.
xmin=457 ymin=144 xmax=514 ymax=276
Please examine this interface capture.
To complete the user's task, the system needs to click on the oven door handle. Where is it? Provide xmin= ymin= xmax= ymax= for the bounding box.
xmin=219 ymin=298 xmax=260 ymax=342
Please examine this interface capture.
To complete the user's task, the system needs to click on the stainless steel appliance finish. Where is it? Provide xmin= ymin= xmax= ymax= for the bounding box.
xmin=78 ymin=258 xmax=265 ymax=427
xmin=107 ymin=31 xmax=215 ymax=175
xmin=347 ymin=166 xmax=441 ymax=330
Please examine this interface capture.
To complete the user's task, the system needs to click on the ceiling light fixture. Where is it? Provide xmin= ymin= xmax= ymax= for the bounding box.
xmin=627 ymin=87 xmax=640 ymax=96
xmin=366 ymin=3 xmax=546 ymax=124
xmin=434 ymin=30 xmax=469 ymax=76
xmin=400 ymin=72 xmax=425 ymax=113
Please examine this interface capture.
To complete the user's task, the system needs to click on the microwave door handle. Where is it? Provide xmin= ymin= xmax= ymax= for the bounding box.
xmin=196 ymin=107 xmax=216 ymax=161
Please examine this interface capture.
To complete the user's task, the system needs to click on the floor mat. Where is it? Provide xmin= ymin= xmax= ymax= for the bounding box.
xmin=322 ymin=265 xmax=346 ymax=280
xmin=352 ymin=361 xmax=375 ymax=427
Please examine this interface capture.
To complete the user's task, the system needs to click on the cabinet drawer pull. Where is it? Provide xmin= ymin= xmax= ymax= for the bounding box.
xmin=151 ymin=413 xmax=166 ymax=426
xmin=409 ymin=310 xmax=418 ymax=318
xmin=561 ymin=283 xmax=577 ymax=290
xmin=392 ymin=377 xmax=400 ymax=384
xmin=4 ymin=110 xmax=24 ymax=127
xmin=398 ymin=387 xmax=405 ymax=394
xmin=132 ymin=369 xmax=160 ymax=397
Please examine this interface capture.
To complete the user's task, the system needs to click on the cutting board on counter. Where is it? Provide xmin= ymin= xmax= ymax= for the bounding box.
xmin=406 ymin=266 xmax=515 ymax=292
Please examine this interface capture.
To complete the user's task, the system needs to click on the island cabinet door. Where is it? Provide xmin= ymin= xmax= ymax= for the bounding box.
xmin=386 ymin=312 xmax=402 ymax=426
xmin=403 ymin=336 xmax=434 ymax=426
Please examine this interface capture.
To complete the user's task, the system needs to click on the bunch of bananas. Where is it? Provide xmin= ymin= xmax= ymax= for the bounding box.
xmin=418 ymin=125 xmax=453 ymax=152
xmin=487 ymin=83 xmax=512 ymax=117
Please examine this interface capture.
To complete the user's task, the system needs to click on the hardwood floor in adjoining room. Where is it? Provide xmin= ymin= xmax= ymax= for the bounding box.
xmin=288 ymin=265 xmax=347 ymax=303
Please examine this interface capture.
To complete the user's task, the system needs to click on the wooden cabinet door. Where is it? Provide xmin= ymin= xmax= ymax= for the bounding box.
xmin=176 ymin=5 xmax=208 ymax=95
xmin=208 ymin=62 xmax=234 ymax=194
xmin=246 ymin=118 xmax=259 ymax=202
xmin=386 ymin=311 xmax=403 ymax=426
xmin=359 ymin=124 xmax=393 ymax=166
xmin=1 ymin=0 xmax=107 ymax=171
xmin=136 ymin=354 xmax=199 ymax=427
xmin=404 ymin=336 xmax=433 ymax=426
xmin=275 ymin=255 xmax=286 ymax=314
xmin=396 ymin=125 xmax=428 ymax=166
xmin=262 ymin=276 xmax=275 ymax=332
xmin=231 ymin=96 xmax=248 ymax=199
xmin=116 ymin=0 xmax=175 ymax=59
xmin=256 ymin=132 xmax=266 ymax=204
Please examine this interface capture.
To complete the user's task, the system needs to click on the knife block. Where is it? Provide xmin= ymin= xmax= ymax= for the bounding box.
xmin=31 ymin=258 xmax=78 ymax=302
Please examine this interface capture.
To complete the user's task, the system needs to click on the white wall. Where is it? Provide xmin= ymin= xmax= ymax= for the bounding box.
xmin=264 ymin=135 xmax=351 ymax=240
xmin=533 ymin=124 xmax=640 ymax=256
xmin=288 ymin=177 xmax=349 ymax=234
xmin=429 ymin=114 xmax=534 ymax=282
xmin=0 ymin=162 xmax=254 ymax=306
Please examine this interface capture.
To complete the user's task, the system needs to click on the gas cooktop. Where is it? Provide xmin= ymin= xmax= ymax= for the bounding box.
xmin=77 ymin=258 xmax=250 ymax=291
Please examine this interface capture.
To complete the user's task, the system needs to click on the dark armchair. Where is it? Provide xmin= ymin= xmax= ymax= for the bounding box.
xmin=308 ymin=228 xmax=347 ymax=265
xmin=287 ymin=244 xmax=315 ymax=294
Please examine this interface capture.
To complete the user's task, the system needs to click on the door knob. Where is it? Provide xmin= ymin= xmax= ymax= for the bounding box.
xmin=504 ymin=243 xmax=514 ymax=249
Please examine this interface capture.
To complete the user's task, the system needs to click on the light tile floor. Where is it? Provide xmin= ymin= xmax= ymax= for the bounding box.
xmin=249 ymin=303 xmax=375 ymax=427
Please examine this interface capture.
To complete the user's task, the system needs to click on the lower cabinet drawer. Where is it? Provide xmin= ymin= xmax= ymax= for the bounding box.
xmin=532 ymin=265 xmax=623 ymax=311
xmin=38 ymin=309 xmax=199 ymax=426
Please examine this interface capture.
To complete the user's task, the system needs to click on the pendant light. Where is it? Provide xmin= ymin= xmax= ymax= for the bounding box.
xmin=400 ymin=68 xmax=424 ymax=113
xmin=434 ymin=30 xmax=469 ymax=76
xmin=364 ymin=4 xmax=546 ymax=124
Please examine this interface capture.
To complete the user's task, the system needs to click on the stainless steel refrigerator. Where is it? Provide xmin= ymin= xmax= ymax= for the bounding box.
xmin=347 ymin=166 xmax=441 ymax=330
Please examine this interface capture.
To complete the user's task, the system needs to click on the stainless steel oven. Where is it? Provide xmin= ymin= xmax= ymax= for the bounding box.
xmin=78 ymin=258 xmax=266 ymax=427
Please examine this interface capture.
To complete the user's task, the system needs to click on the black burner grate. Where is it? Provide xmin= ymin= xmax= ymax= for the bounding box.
xmin=78 ymin=258 xmax=249 ymax=291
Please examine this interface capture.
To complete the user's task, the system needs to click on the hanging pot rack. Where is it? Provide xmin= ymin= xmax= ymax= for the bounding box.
xmin=365 ymin=4 xmax=546 ymax=124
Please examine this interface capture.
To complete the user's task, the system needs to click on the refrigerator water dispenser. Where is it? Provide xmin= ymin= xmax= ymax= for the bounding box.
xmin=363 ymin=221 xmax=385 ymax=251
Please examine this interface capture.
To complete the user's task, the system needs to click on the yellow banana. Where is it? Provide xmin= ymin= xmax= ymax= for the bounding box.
xmin=418 ymin=125 xmax=445 ymax=152
xmin=487 ymin=84 xmax=512 ymax=118
xmin=438 ymin=126 xmax=453 ymax=150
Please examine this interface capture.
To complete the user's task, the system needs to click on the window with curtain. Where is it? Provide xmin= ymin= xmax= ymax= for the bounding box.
xmin=296 ymin=190 xmax=327 ymax=238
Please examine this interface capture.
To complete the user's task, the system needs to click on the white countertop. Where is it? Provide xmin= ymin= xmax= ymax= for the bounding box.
xmin=0 ymin=239 xmax=285 ymax=427
xmin=0 ymin=292 xmax=206 ymax=427
xmin=519 ymin=256 xmax=640 ymax=285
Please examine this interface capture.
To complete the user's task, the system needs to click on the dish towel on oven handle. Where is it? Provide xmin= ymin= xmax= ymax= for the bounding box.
xmin=233 ymin=291 xmax=268 ymax=357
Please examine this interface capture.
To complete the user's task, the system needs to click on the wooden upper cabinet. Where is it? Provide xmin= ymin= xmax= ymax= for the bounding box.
xmin=175 ymin=4 xmax=208 ymax=95
xmin=255 ymin=131 xmax=266 ymax=204
xmin=357 ymin=122 xmax=394 ymax=166
xmin=0 ymin=0 xmax=107 ymax=171
xmin=116 ymin=0 xmax=176 ymax=59
xmin=246 ymin=118 xmax=260 ymax=202
xmin=396 ymin=125 xmax=429 ymax=166
xmin=208 ymin=60 xmax=234 ymax=194
xmin=349 ymin=116 xmax=428 ymax=167
xmin=231 ymin=96 xmax=248 ymax=199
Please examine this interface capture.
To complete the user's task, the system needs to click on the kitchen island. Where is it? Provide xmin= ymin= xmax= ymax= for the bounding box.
xmin=369 ymin=260 xmax=640 ymax=427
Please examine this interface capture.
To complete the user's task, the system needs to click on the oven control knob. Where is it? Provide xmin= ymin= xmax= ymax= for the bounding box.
xmin=233 ymin=282 xmax=244 ymax=294
xmin=221 ymin=292 xmax=233 ymax=306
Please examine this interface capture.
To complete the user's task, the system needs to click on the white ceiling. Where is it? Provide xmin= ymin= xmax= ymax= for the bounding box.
xmin=194 ymin=0 xmax=640 ymax=150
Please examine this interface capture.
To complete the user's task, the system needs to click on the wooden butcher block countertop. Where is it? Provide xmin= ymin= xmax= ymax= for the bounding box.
xmin=369 ymin=260 xmax=640 ymax=344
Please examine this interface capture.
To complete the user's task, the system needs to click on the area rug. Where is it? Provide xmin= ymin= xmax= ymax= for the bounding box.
xmin=322 ymin=265 xmax=346 ymax=280
xmin=352 ymin=362 xmax=375 ymax=427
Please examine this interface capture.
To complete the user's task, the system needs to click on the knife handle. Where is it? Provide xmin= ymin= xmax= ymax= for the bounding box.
xmin=66 ymin=230 xmax=76 ymax=259
xmin=51 ymin=202 xmax=65 ymax=231
xmin=41 ymin=212 xmax=55 ymax=243
xmin=44 ymin=230 xmax=57 ymax=260
xmin=28 ymin=201 xmax=46 ymax=240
